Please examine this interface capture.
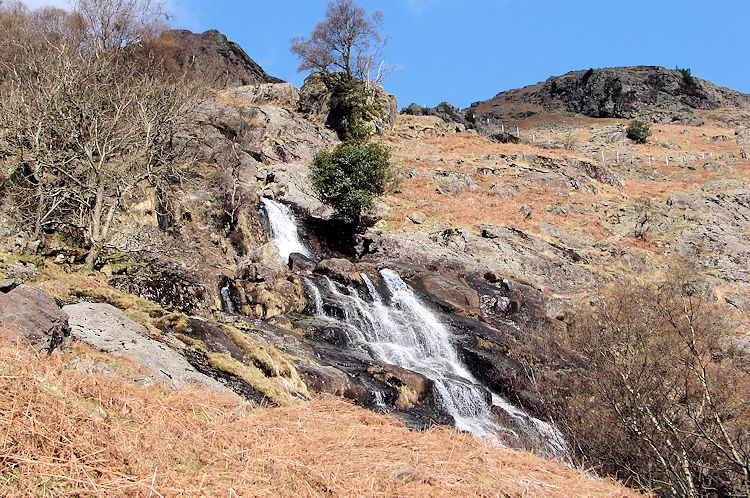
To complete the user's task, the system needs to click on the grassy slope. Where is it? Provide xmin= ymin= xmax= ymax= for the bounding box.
xmin=0 ymin=337 xmax=638 ymax=496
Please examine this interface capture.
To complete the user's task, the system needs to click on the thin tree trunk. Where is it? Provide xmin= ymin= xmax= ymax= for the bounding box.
xmin=84 ymin=181 xmax=105 ymax=270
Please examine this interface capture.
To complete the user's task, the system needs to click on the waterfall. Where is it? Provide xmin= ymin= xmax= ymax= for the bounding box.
xmin=260 ymin=198 xmax=310 ymax=262
xmin=220 ymin=285 xmax=236 ymax=314
xmin=308 ymin=269 xmax=567 ymax=457
xmin=302 ymin=277 xmax=323 ymax=315
xmin=256 ymin=197 xmax=565 ymax=456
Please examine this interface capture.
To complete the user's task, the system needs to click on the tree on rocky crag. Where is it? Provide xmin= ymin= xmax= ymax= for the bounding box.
xmin=289 ymin=0 xmax=393 ymax=86
xmin=292 ymin=0 xmax=399 ymax=228
xmin=0 ymin=0 xmax=201 ymax=268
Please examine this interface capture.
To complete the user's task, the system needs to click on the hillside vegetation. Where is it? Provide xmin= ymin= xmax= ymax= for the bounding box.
xmin=0 ymin=338 xmax=635 ymax=496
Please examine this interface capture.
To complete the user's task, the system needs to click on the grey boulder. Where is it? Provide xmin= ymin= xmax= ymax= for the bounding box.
xmin=63 ymin=303 xmax=236 ymax=396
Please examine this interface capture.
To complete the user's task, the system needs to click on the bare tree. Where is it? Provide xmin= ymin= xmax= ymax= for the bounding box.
xmin=0 ymin=3 xmax=201 ymax=267
xmin=523 ymin=275 xmax=750 ymax=496
xmin=290 ymin=0 xmax=393 ymax=85
xmin=75 ymin=0 xmax=168 ymax=55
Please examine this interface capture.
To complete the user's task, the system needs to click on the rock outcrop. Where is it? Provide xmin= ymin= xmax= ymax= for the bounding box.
xmin=470 ymin=66 xmax=750 ymax=126
xmin=218 ymin=82 xmax=301 ymax=110
xmin=401 ymin=102 xmax=471 ymax=131
xmin=232 ymin=243 xmax=308 ymax=319
xmin=154 ymin=29 xmax=283 ymax=88
xmin=64 ymin=302 xmax=236 ymax=395
xmin=299 ymin=72 xmax=397 ymax=135
xmin=0 ymin=285 xmax=70 ymax=352
xmin=190 ymin=99 xmax=336 ymax=167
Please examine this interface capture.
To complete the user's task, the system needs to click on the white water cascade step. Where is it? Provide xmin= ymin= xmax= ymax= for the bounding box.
xmin=260 ymin=198 xmax=311 ymax=263
xmin=307 ymin=269 xmax=568 ymax=457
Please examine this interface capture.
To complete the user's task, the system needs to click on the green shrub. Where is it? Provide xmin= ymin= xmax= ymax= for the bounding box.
xmin=676 ymin=66 xmax=694 ymax=85
xmin=626 ymin=119 xmax=651 ymax=144
xmin=311 ymin=141 xmax=398 ymax=224
xmin=327 ymin=77 xmax=378 ymax=142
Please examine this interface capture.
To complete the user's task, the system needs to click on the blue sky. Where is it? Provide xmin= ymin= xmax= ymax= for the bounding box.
xmin=22 ymin=0 xmax=750 ymax=109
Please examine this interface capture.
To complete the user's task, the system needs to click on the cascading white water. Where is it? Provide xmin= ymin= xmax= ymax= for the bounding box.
xmin=220 ymin=285 xmax=236 ymax=314
xmin=260 ymin=198 xmax=311 ymax=262
xmin=308 ymin=269 xmax=568 ymax=457
xmin=257 ymin=196 xmax=566 ymax=457
xmin=302 ymin=277 xmax=324 ymax=315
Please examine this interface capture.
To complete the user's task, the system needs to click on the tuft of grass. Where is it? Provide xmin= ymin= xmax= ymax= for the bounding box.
xmin=221 ymin=324 xmax=310 ymax=398
xmin=206 ymin=352 xmax=300 ymax=406
xmin=152 ymin=311 xmax=190 ymax=332
xmin=213 ymin=324 xmax=310 ymax=398
xmin=173 ymin=333 xmax=206 ymax=349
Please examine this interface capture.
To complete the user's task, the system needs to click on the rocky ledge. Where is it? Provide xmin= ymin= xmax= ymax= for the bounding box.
xmin=469 ymin=65 xmax=750 ymax=126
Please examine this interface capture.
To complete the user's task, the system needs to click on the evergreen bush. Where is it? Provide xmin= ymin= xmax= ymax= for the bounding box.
xmin=311 ymin=141 xmax=397 ymax=224
xmin=676 ymin=66 xmax=694 ymax=85
xmin=626 ymin=119 xmax=651 ymax=144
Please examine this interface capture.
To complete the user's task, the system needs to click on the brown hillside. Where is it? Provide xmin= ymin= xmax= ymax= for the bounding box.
xmin=0 ymin=338 xmax=638 ymax=496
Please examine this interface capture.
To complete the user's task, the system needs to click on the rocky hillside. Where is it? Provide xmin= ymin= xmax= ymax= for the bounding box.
xmin=3 ymin=26 xmax=750 ymax=495
xmin=468 ymin=65 xmax=750 ymax=126
xmin=381 ymin=111 xmax=750 ymax=323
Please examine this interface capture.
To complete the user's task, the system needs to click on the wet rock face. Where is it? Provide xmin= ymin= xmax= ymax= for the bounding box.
xmin=406 ymin=269 xmax=549 ymax=411
xmin=0 ymin=285 xmax=70 ymax=353
xmin=449 ymin=314 xmax=532 ymax=406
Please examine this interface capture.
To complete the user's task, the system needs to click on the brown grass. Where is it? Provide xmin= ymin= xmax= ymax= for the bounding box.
xmin=383 ymin=132 xmax=615 ymax=240
xmin=382 ymin=114 xmax=750 ymax=265
xmin=0 ymin=340 xmax=639 ymax=496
